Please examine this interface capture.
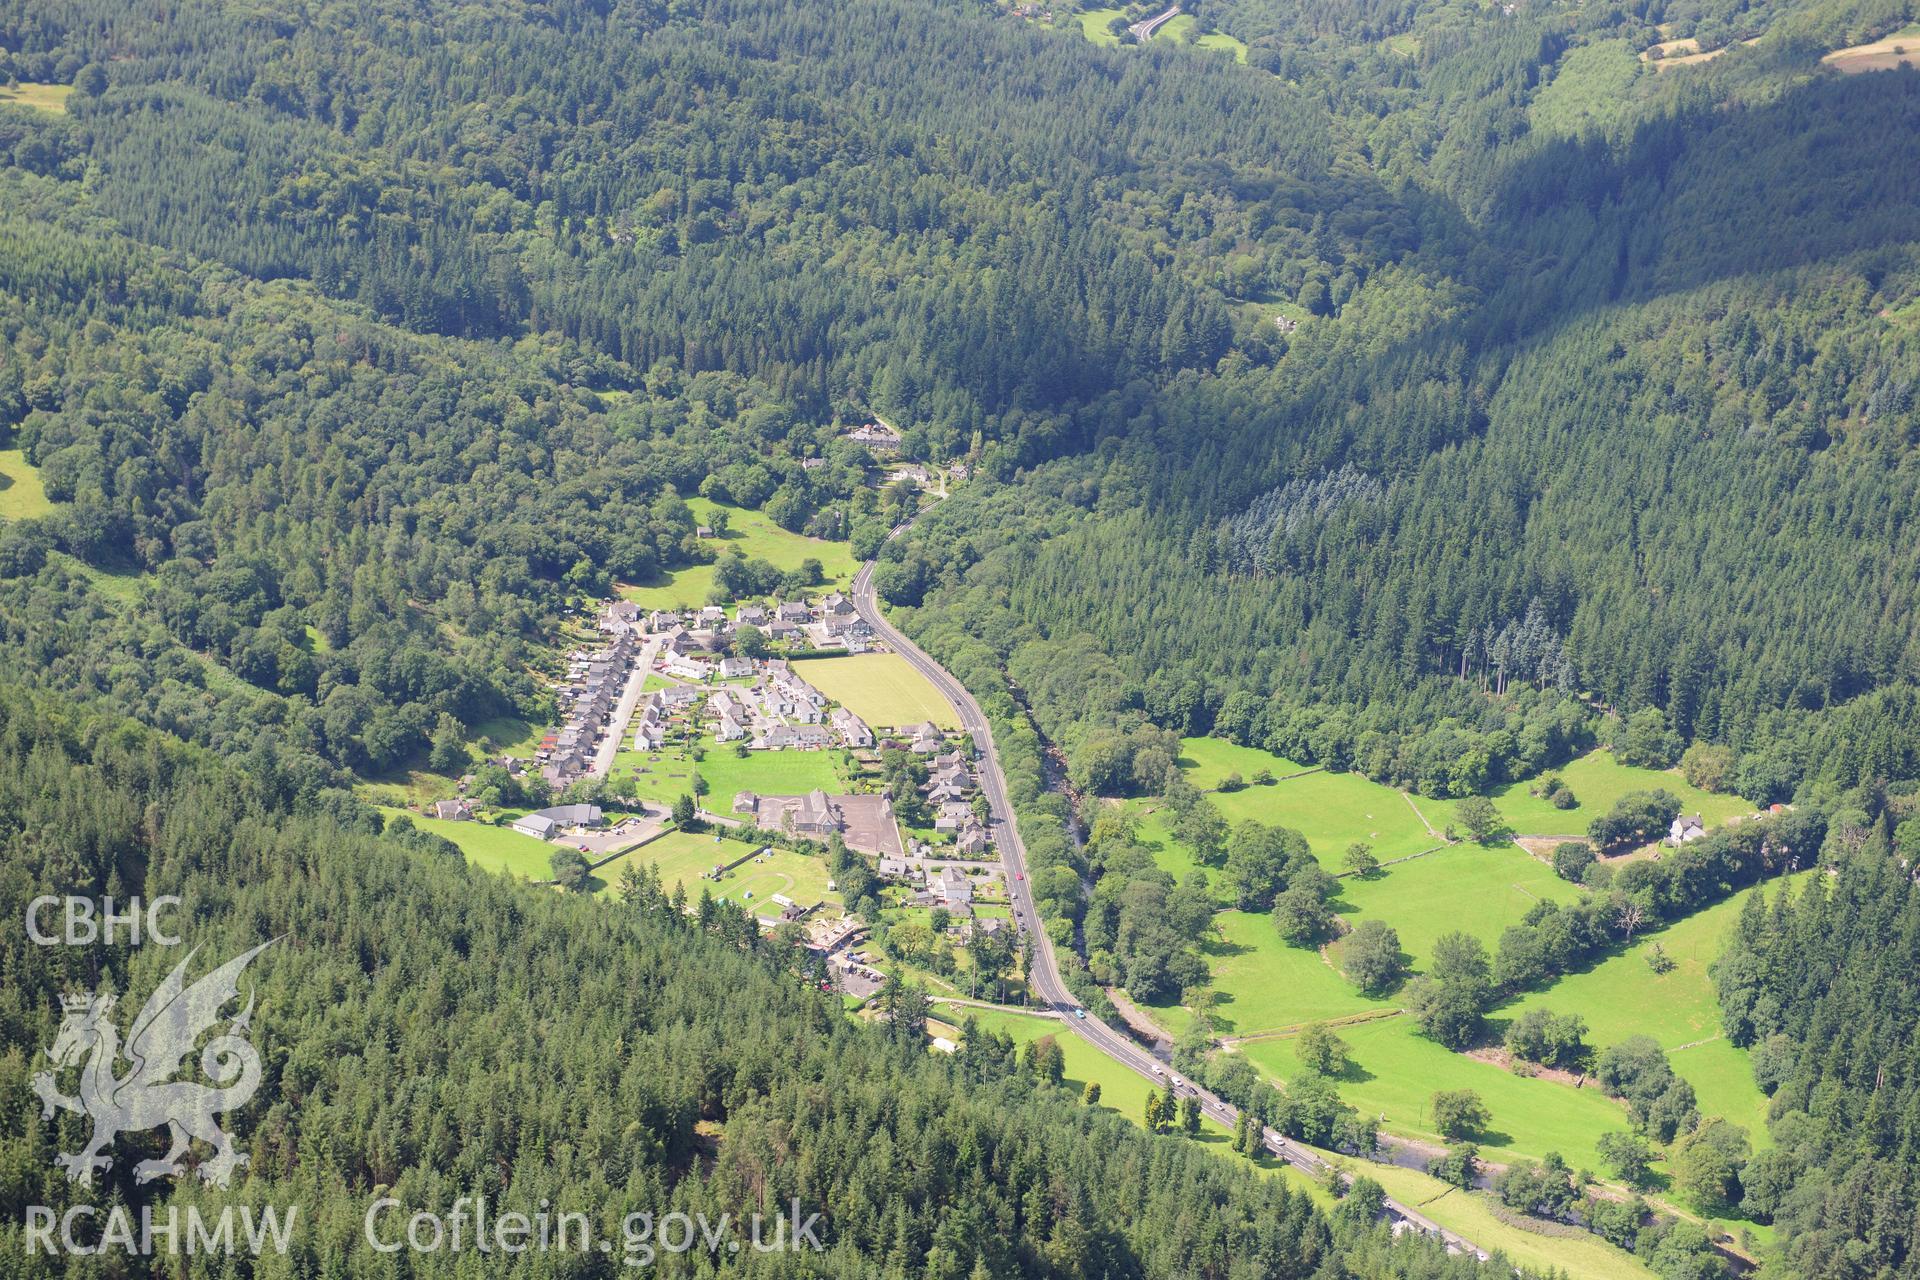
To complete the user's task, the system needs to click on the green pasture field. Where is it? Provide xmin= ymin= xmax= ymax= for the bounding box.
xmin=1242 ymin=1014 xmax=1634 ymax=1174
xmin=794 ymin=652 xmax=961 ymax=729
xmin=1182 ymin=763 xmax=1449 ymax=868
xmin=691 ymin=736 xmax=851 ymax=810
xmin=1346 ymin=1160 xmax=1655 ymax=1280
xmin=1328 ymin=842 xmax=1584 ymax=972
xmin=1124 ymin=801 xmax=1232 ymax=899
xmin=1504 ymin=877 xmax=1809 ymax=1134
xmin=1075 ymin=7 xmax=1124 ymax=45
xmin=0 ymin=448 xmax=53 ymax=519
xmin=378 ymin=807 xmax=558 ymax=880
xmin=1488 ymin=749 xmax=1753 ymax=836
xmin=1147 ymin=909 xmax=1391 ymax=1038
xmin=1195 ymin=31 xmax=1249 ymax=60
xmin=617 ymin=497 xmax=858 ymax=609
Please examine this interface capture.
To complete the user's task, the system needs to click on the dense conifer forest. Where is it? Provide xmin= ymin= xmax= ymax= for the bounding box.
xmin=2 ymin=0 xmax=1919 ymax=1274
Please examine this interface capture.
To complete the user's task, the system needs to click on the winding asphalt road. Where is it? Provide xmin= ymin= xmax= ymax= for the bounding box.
xmin=852 ymin=534 xmax=1485 ymax=1257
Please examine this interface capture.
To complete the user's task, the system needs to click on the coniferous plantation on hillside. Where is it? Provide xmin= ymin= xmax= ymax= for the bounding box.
xmin=1 ymin=0 xmax=1918 ymax=1275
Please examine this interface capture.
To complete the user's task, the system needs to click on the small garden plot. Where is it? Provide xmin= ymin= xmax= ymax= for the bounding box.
xmin=1327 ymin=843 xmax=1583 ymax=972
xmin=793 ymin=653 xmax=961 ymax=729
xmin=1487 ymin=749 xmax=1751 ymax=836
xmin=1242 ymin=1015 xmax=1634 ymax=1174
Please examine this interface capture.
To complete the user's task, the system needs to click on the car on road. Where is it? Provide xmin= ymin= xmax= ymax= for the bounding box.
xmin=1073 ymin=1008 xmax=1086 ymax=1019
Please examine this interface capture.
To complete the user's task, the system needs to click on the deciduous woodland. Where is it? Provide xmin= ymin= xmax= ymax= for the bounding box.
xmin=1 ymin=0 xmax=1918 ymax=1274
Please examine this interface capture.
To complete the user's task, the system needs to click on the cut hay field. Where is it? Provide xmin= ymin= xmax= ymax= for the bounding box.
xmin=1149 ymin=909 xmax=1391 ymax=1038
xmin=1176 ymin=739 xmax=1449 ymax=865
xmin=0 ymin=448 xmax=53 ymax=519
xmin=1487 ymin=749 xmax=1751 ymax=835
xmin=1328 ymin=842 xmax=1584 ymax=971
xmin=795 ymin=652 xmax=960 ymax=729
xmin=1243 ymin=1014 xmax=1634 ymax=1174
xmin=0 ymin=82 xmax=73 ymax=113
xmin=1823 ymin=24 xmax=1920 ymax=73
xmin=378 ymin=807 xmax=558 ymax=880
xmin=1347 ymin=1160 xmax=1655 ymax=1280
xmin=1504 ymin=876 xmax=1809 ymax=1134
xmin=617 ymin=498 xmax=858 ymax=609
xmin=1195 ymin=30 xmax=1249 ymax=61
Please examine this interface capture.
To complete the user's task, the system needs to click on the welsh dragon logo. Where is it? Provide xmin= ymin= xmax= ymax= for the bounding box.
xmin=31 ymin=940 xmax=274 ymax=1188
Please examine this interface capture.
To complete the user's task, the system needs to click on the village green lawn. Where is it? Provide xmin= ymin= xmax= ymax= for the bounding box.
xmin=1327 ymin=842 xmax=1585 ymax=972
xmin=0 ymin=448 xmax=54 ymax=519
xmin=1347 ymin=1161 xmax=1655 ymax=1280
xmin=1242 ymin=1015 xmax=1635 ymax=1174
xmin=378 ymin=807 xmax=559 ymax=880
xmin=0 ymin=83 xmax=73 ymax=113
xmin=1503 ymin=876 xmax=1809 ymax=1135
xmin=617 ymin=498 xmax=859 ymax=609
xmin=793 ymin=652 xmax=961 ymax=730
xmin=1488 ymin=749 xmax=1753 ymax=835
xmin=1148 ymin=909 xmax=1391 ymax=1038
xmin=612 ymin=737 xmax=850 ymax=811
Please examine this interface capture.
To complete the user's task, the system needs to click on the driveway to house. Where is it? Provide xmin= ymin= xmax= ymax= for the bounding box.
xmin=590 ymin=634 xmax=661 ymax=778
xmin=852 ymin=525 xmax=1487 ymax=1259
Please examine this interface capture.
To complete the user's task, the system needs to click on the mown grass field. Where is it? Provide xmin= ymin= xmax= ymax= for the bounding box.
xmin=591 ymin=828 xmax=833 ymax=912
xmin=795 ymin=652 xmax=960 ymax=729
xmin=0 ymin=448 xmax=53 ymax=519
xmin=617 ymin=497 xmax=858 ymax=609
xmin=1487 ymin=749 xmax=1751 ymax=836
xmin=0 ymin=82 xmax=73 ymax=113
xmin=1151 ymin=909 xmax=1391 ymax=1038
xmin=1328 ymin=842 xmax=1584 ymax=972
xmin=1346 ymin=1160 xmax=1655 ymax=1280
xmin=378 ymin=807 xmax=559 ymax=880
xmin=1243 ymin=1014 xmax=1634 ymax=1174
xmin=1195 ymin=30 xmax=1249 ymax=60
xmin=613 ymin=735 xmax=849 ymax=811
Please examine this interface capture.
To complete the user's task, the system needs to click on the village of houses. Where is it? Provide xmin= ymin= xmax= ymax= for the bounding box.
xmin=414 ymin=573 xmax=1012 ymax=1000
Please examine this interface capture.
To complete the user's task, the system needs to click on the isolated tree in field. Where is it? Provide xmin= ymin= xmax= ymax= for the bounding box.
xmin=1615 ymin=898 xmax=1648 ymax=942
xmin=1341 ymin=919 xmax=1406 ymax=994
xmin=1426 ymin=1143 xmax=1480 ymax=1189
xmin=672 ymin=793 xmax=697 ymax=828
xmin=1023 ymin=1035 xmax=1065 ymax=1086
xmin=1457 ymin=795 xmax=1506 ymax=844
xmin=1430 ymin=1089 xmax=1490 ymax=1140
xmin=1144 ymin=1090 xmax=1164 ymax=1133
xmin=1225 ymin=820 xmax=1297 ymax=909
xmin=1406 ymin=932 xmax=1493 ymax=1048
xmin=1296 ymin=1022 xmax=1350 ymax=1076
xmin=549 ymin=849 xmax=590 ymax=892
xmin=1083 ymin=1081 xmax=1101 ymax=1106
xmin=1172 ymin=798 xmax=1228 ymax=867
xmin=1342 ymin=841 xmax=1378 ymax=877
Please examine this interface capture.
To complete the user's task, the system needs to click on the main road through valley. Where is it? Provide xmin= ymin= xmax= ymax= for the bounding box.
xmin=851 ymin=535 xmax=1485 ymax=1257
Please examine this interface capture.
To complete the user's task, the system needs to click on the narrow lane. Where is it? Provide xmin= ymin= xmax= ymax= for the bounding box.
xmin=851 ymin=534 xmax=1485 ymax=1257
